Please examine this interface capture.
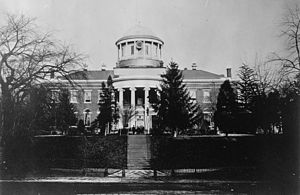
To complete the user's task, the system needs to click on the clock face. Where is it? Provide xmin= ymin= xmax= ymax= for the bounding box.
xmin=136 ymin=41 xmax=143 ymax=50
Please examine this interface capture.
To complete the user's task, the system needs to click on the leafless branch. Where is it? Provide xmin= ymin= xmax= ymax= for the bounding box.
xmin=271 ymin=4 xmax=300 ymax=77
xmin=0 ymin=14 xmax=86 ymax=137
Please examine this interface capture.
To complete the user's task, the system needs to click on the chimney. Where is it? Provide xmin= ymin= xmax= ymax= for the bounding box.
xmin=101 ymin=64 xmax=106 ymax=71
xmin=226 ymin=68 xmax=232 ymax=78
xmin=192 ymin=63 xmax=197 ymax=70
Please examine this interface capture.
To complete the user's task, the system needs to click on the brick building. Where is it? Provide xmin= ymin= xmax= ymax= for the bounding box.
xmin=55 ymin=25 xmax=230 ymax=133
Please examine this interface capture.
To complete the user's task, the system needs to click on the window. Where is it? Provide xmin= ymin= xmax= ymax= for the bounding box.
xmin=189 ymin=89 xmax=197 ymax=99
xmin=83 ymin=109 xmax=91 ymax=126
xmin=159 ymin=45 xmax=162 ymax=57
xmin=98 ymin=90 xmax=102 ymax=103
xmin=84 ymin=90 xmax=92 ymax=103
xmin=70 ymin=90 xmax=78 ymax=103
xmin=145 ymin=45 xmax=149 ymax=55
xmin=131 ymin=45 xmax=134 ymax=55
xmin=51 ymin=90 xmax=59 ymax=102
xmin=121 ymin=44 xmax=125 ymax=57
xmin=154 ymin=44 xmax=158 ymax=56
xmin=73 ymin=112 xmax=79 ymax=125
xmin=203 ymin=90 xmax=211 ymax=103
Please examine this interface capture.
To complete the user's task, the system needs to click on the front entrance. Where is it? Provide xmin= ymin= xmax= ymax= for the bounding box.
xmin=136 ymin=114 xmax=144 ymax=127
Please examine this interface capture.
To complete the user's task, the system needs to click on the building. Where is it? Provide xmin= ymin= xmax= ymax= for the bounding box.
xmin=58 ymin=25 xmax=230 ymax=133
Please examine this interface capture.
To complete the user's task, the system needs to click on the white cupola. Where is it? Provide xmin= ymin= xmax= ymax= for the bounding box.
xmin=115 ymin=25 xmax=164 ymax=68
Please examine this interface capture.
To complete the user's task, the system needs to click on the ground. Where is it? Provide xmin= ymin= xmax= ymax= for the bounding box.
xmin=0 ymin=168 xmax=299 ymax=194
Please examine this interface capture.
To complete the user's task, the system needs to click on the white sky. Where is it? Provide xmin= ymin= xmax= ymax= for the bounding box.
xmin=0 ymin=0 xmax=298 ymax=77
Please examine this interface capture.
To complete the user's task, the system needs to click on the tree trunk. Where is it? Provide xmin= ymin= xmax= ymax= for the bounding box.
xmin=0 ymin=83 xmax=15 ymax=144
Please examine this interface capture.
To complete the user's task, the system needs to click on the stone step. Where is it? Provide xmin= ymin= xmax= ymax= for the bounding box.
xmin=127 ymin=162 xmax=150 ymax=165
xmin=128 ymin=158 xmax=149 ymax=160
xmin=128 ymin=160 xmax=149 ymax=163
xmin=127 ymin=135 xmax=151 ymax=169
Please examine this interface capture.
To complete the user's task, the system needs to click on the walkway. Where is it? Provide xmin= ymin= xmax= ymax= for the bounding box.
xmin=127 ymin=135 xmax=151 ymax=169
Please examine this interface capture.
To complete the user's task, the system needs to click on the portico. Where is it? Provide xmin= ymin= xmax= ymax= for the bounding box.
xmin=115 ymin=80 xmax=158 ymax=133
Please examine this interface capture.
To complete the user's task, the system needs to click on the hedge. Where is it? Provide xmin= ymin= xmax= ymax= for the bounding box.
xmin=33 ymin=135 xmax=127 ymax=170
xmin=150 ymin=135 xmax=299 ymax=178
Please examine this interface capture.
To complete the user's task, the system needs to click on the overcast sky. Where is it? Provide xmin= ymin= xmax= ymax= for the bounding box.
xmin=0 ymin=0 xmax=298 ymax=77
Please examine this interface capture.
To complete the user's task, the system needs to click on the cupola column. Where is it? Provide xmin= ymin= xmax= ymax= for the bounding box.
xmin=151 ymin=42 xmax=153 ymax=57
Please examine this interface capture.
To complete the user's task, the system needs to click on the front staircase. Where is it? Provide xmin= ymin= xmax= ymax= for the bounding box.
xmin=127 ymin=135 xmax=151 ymax=170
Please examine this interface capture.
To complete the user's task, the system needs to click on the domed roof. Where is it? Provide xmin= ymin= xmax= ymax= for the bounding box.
xmin=124 ymin=24 xmax=156 ymax=37
xmin=116 ymin=24 xmax=163 ymax=44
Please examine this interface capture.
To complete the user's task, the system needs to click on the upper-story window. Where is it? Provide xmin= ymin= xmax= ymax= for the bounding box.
xmin=98 ymin=90 xmax=102 ymax=103
xmin=154 ymin=43 xmax=158 ymax=56
xmin=131 ymin=45 xmax=134 ymax=55
xmin=159 ymin=45 xmax=162 ymax=58
xmin=51 ymin=90 xmax=59 ymax=103
xmin=84 ymin=90 xmax=92 ymax=103
xmin=121 ymin=44 xmax=125 ymax=57
xmin=203 ymin=90 xmax=211 ymax=103
xmin=70 ymin=90 xmax=78 ymax=103
xmin=189 ymin=89 xmax=197 ymax=99
xmin=145 ymin=44 xmax=149 ymax=55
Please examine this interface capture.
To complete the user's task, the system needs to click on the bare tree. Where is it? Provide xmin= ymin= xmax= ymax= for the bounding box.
xmin=120 ymin=106 xmax=137 ymax=130
xmin=270 ymin=5 xmax=300 ymax=76
xmin=251 ymin=55 xmax=286 ymax=94
xmin=0 ymin=14 xmax=84 ymax=142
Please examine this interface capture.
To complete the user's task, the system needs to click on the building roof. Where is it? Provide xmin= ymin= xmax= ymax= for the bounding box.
xmin=62 ymin=69 xmax=223 ymax=81
xmin=62 ymin=70 xmax=114 ymax=80
xmin=116 ymin=24 xmax=163 ymax=44
xmin=182 ymin=69 xmax=224 ymax=80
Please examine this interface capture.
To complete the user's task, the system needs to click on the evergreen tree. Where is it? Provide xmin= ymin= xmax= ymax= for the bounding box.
xmin=95 ymin=76 xmax=118 ymax=135
xmin=214 ymin=80 xmax=238 ymax=136
xmin=14 ymin=85 xmax=77 ymax=135
xmin=236 ymin=64 xmax=259 ymax=111
xmin=26 ymin=85 xmax=54 ymax=133
xmin=154 ymin=61 xmax=202 ymax=136
xmin=235 ymin=64 xmax=260 ymax=133
xmin=56 ymin=89 xmax=78 ymax=134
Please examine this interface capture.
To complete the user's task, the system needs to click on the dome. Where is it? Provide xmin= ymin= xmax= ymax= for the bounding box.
xmin=124 ymin=24 xmax=156 ymax=37
xmin=116 ymin=24 xmax=163 ymax=44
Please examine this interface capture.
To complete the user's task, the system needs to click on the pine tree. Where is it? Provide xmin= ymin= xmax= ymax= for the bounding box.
xmin=18 ymin=85 xmax=54 ymax=135
xmin=214 ymin=80 xmax=238 ymax=136
xmin=154 ymin=61 xmax=202 ymax=136
xmin=95 ymin=76 xmax=118 ymax=135
xmin=56 ymin=89 xmax=78 ymax=134
xmin=236 ymin=64 xmax=259 ymax=111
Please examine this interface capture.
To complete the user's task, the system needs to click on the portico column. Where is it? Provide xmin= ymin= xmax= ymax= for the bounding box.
xmin=118 ymin=88 xmax=124 ymax=109
xmin=130 ymin=87 xmax=136 ymax=128
xmin=118 ymin=88 xmax=124 ymax=129
xmin=144 ymin=87 xmax=150 ymax=133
